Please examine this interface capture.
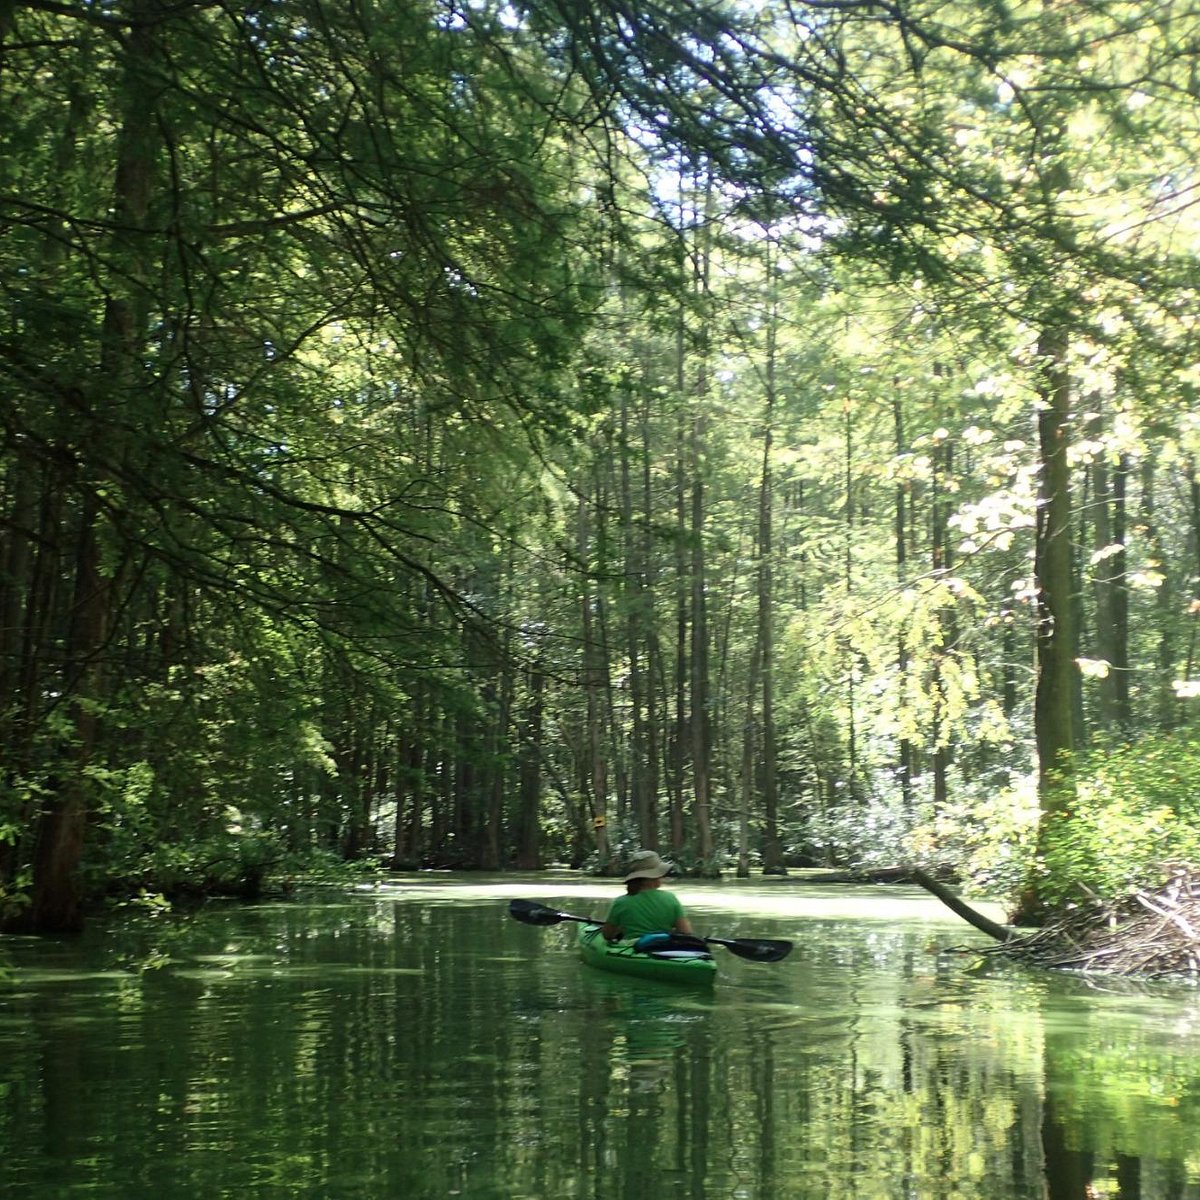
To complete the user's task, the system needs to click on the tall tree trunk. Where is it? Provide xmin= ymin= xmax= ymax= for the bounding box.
xmin=632 ymin=382 xmax=664 ymax=850
xmin=893 ymin=390 xmax=914 ymax=811
xmin=842 ymin=398 xmax=859 ymax=799
xmin=515 ymin=658 xmax=544 ymax=870
xmin=739 ymin=497 xmax=763 ymax=879
xmin=758 ymin=243 xmax=783 ymax=875
xmin=1091 ymin=438 xmax=1131 ymax=735
xmin=1015 ymin=323 xmax=1078 ymax=925
xmin=454 ymin=708 xmax=478 ymax=863
xmin=579 ymin=493 xmax=612 ymax=870
xmin=1033 ymin=327 xmax=1077 ymax=793
xmin=1150 ymin=460 xmax=1181 ymax=729
xmin=0 ymin=450 xmax=37 ymax=712
xmin=688 ymin=409 xmax=714 ymax=867
xmin=27 ymin=502 xmax=108 ymax=931
xmin=737 ymin=680 xmax=756 ymax=878
xmin=1070 ymin=465 xmax=1090 ymax=750
xmin=1002 ymin=614 xmax=1019 ymax=718
xmin=930 ymin=430 xmax=954 ymax=815
xmin=670 ymin=400 xmax=689 ymax=855
xmin=1190 ymin=459 xmax=1200 ymax=678
xmin=481 ymin=644 xmax=512 ymax=871
xmin=430 ymin=708 xmax=450 ymax=856
xmin=687 ymin=170 xmax=715 ymax=872
xmin=620 ymin=389 xmax=655 ymax=849
xmin=593 ymin=461 xmax=625 ymax=837
xmin=392 ymin=711 xmax=412 ymax=868
xmin=406 ymin=686 xmax=428 ymax=866
xmin=22 ymin=2 xmax=163 ymax=932
xmin=1110 ymin=455 xmax=1130 ymax=731
xmin=0 ymin=452 xmax=44 ymax=890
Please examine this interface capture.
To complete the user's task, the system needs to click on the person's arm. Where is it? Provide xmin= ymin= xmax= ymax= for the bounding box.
xmin=668 ymin=891 xmax=692 ymax=935
xmin=601 ymin=895 xmax=624 ymax=941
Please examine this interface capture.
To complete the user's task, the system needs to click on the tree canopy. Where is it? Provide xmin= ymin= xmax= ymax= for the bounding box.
xmin=4 ymin=0 xmax=1200 ymax=931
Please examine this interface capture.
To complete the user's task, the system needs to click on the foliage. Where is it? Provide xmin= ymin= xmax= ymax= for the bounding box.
xmin=1036 ymin=737 xmax=1200 ymax=908
xmin=4 ymin=0 xmax=1200 ymax=929
xmin=790 ymin=768 xmax=1040 ymax=899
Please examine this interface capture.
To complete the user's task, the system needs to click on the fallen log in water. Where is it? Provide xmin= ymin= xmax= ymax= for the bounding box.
xmin=777 ymin=865 xmax=926 ymax=884
xmin=908 ymin=867 xmax=1017 ymax=943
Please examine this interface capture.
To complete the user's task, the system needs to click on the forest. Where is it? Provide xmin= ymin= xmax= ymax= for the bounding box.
xmin=3 ymin=0 xmax=1200 ymax=935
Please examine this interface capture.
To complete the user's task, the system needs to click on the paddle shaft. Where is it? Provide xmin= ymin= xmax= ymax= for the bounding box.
xmin=507 ymin=899 xmax=792 ymax=962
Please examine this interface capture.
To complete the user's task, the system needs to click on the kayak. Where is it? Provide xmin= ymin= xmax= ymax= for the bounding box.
xmin=508 ymin=899 xmax=792 ymax=976
xmin=577 ymin=923 xmax=717 ymax=986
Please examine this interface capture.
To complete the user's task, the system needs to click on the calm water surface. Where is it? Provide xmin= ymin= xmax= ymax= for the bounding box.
xmin=1 ymin=874 xmax=1198 ymax=1199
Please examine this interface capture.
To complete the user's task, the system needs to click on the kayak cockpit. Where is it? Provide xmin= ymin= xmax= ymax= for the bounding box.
xmin=577 ymin=923 xmax=717 ymax=986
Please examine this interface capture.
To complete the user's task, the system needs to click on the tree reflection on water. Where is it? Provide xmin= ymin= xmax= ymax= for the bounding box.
xmin=0 ymin=877 xmax=1196 ymax=1199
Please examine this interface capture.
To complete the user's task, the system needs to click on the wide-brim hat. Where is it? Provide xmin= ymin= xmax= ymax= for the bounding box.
xmin=624 ymin=850 xmax=673 ymax=881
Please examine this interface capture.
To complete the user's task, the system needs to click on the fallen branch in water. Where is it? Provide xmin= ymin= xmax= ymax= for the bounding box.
xmin=908 ymin=867 xmax=1017 ymax=943
xmin=778 ymin=865 xmax=917 ymax=884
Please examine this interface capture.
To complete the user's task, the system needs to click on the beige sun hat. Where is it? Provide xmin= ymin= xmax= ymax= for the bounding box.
xmin=624 ymin=849 xmax=673 ymax=881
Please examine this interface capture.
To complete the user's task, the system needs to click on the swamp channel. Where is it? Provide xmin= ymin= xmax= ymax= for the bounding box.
xmin=1 ymin=874 xmax=1198 ymax=1199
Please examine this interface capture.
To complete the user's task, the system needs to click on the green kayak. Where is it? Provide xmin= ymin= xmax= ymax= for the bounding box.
xmin=577 ymin=923 xmax=717 ymax=986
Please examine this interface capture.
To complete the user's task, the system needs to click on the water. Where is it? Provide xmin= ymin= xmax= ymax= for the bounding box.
xmin=1 ymin=874 xmax=1198 ymax=1199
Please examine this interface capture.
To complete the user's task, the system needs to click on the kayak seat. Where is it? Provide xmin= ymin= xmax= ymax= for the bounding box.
xmin=633 ymin=932 xmax=711 ymax=957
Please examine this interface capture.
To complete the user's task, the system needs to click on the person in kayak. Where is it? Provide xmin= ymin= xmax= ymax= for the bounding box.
xmin=600 ymin=850 xmax=695 ymax=942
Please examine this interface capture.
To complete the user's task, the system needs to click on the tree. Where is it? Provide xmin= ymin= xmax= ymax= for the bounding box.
xmin=0 ymin=0 xmax=600 ymax=928
xmin=7 ymin=0 xmax=1200 ymax=924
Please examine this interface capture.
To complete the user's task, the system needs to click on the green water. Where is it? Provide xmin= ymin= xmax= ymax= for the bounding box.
xmin=2 ymin=875 xmax=1198 ymax=1199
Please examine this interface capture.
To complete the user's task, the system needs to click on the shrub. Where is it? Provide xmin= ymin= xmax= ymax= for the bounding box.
xmin=1038 ymin=735 xmax=1200 ymax=907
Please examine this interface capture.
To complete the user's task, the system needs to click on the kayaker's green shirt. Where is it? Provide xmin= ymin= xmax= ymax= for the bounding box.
xmin=606 ymin=889 xmax=684 ymax=938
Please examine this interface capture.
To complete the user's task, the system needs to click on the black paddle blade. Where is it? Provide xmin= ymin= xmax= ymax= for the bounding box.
xmin=508 ymin=898 xmax=569 ymax=926
xmin=709 ymin=936 xmax=793 ymax=963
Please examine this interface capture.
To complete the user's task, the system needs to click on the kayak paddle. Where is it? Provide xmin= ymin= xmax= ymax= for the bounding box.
xmin=507 ymin=898 xmax=793 ymax=963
